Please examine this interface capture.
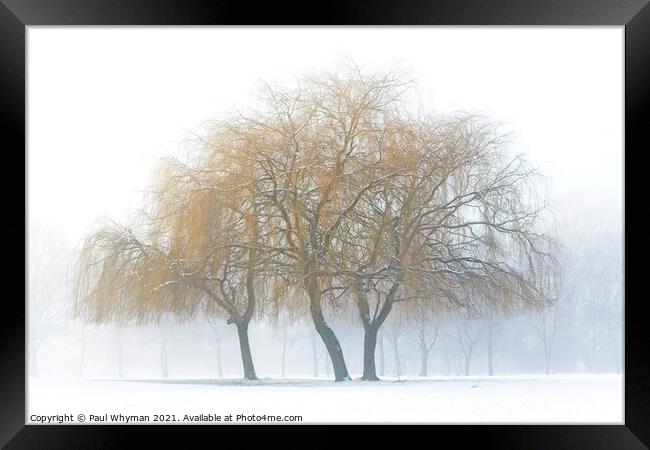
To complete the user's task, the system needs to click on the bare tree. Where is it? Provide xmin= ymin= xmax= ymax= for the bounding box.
xmin=78 ymin=322 xmax=87 ymax=378
xmin=448 ymin=311 xmax=486 ymax=377
xmin=534 ymin=304 xmax=558 ymax=375
xmin=533 ymin=262 xmax=562 ymax=375
xmin=274 ymin=318 xmax=314 ymax=378
xmin=116 ymin=324 xmax=125 ymax=378
xmin=474 ymin=286 xmax=508 ymax=376
xmin=206 ymin=317 xmax=230 ymax=378
xmin=569 ymin=225 xmax=622 ymax=373
xmin=28 ymin=222 xmax=72 ymax=378
xmin=416 ymin=318 xmax=440 ymax=377
xmin=384 ymin=314 xmax=408 ymax=378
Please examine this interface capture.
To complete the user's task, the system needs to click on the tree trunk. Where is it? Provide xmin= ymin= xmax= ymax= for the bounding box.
xmin=361 ymin=326 xmax=379 ymax=381
xmin=417 ymin=327 xmax=429 ymax=377
xmin=419 ymin=348 xmax=429 ymax=377
xmin=216 ymin=338 xmax=223 ymax=378
xmin=355 ymin=286 xmax=397 ymax=381
xmin=487 ymin=327 xmax=493 ymax=376
xmin=307 ymin=282 xmax=350 ymax=381
xmin=544 ymin=333 xmax=552 ymax=375
xmin=312 ymin=332 xmax=319 ymax=378
xmin=607 ymin=323 xmax=621 ymax=373
xmin=236 ymin=321 xmax=258 ymax=380
xmin=464 ymin=351 xmax=472 ymax=377
xmin=378 ymin=334 xmax=385 ymax=377
xmin=281 ymin=326 xmax=287 ymax=378
xmin=78 ymin=325 xmax=86 ymax=379
xmin=312 ymin=311 xmax=349 ymax=381
xmin=393 ymin=336 xmax=401 ymax=378
xmin=117 ymin=326 xmax=124 ymax=378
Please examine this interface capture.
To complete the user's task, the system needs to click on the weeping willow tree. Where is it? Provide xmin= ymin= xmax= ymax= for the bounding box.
xmin=75 ymin=145 xmax=268 ymax=380
xmin=318 ymin=110 xmax=558 ymax=380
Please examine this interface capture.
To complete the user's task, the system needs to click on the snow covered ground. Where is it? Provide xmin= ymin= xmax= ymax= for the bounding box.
xmin=27 ymin=374 xmax=623 ymax=424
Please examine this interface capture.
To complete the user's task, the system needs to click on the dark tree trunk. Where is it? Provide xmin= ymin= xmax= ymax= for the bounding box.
xmin=236 ymin=321 xmax=258 ymax=380
xmin=356 ymin=285 xmax=397 ymax=381
xmin=361 ymin=326 xmax=379 ymax=381
xmin=308 ymin=280 xmax=350 ymax=381
xmin=311 ymin=312 xmax=350 ymax=381
xmin=238 ymin=223 xmax=259 ymax=381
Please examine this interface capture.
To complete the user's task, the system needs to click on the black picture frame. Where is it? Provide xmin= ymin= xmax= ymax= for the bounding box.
xmin=2 ymin=1 xmax=646 ymax=448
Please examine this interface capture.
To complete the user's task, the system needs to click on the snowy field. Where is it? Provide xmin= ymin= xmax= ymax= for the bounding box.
xmin=28 ymin=374 xmax=622 ymax=424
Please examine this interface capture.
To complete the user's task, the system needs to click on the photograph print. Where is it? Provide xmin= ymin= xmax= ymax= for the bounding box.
xmin=27 ymin=26 xmax=623 ymax=425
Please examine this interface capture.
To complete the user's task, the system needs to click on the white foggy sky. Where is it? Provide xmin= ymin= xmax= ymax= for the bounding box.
xmin=27 ymin=27 xmax=623 ymax=244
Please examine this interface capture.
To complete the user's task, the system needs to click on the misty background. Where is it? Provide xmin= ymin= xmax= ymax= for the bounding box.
xmin=27 ymin=27 xmax=623 ymax=380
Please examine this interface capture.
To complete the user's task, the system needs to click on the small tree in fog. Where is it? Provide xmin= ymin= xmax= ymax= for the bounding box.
xmin=449 ymin=312 xmax=485 ymax=377
xmin=533 ymin=264 xmax=562 ymax=375
xmin=28 ymin=223 xmax=72 ymax=378
xmin=414 ymin=313 xmax=441 ymax=377
xmin=384 ymin=313 xmax=407 ymax=378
